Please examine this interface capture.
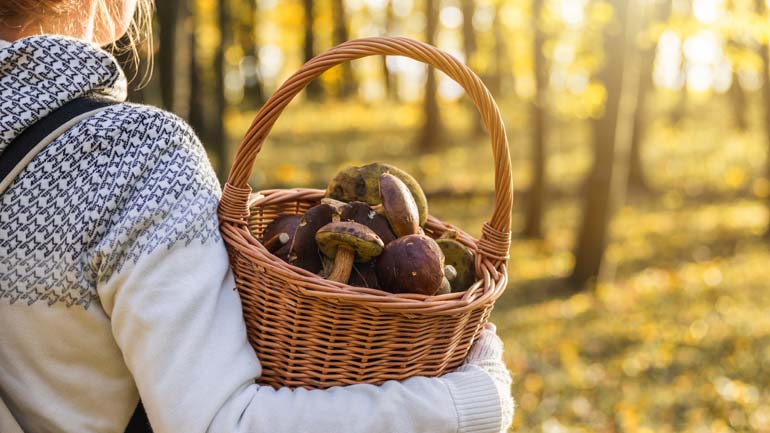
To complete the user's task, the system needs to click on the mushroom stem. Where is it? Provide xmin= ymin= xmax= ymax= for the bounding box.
xmin=263 ymin=232 xmax=290 ymax=252
xmin=328 ymin=245 xmax=356 ymax=283
xmin=371 ymin=203 xmax=384 ymax=214
xmin=320 ymin=197 xmax=348 ymax=208
xmin=444 ymin=265 xmax=457 ymax=281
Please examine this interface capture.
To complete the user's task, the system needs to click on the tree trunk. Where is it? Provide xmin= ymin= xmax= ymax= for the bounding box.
xmin=474 ymin=3 xmax=507 ymax=134
xmin=628 ymin=0 xmax=672 ymax=194
xmin=239 ymin=0 xmax=265 ymax=108
xmin=382 ymin=0 xmax=398 ymax=101
xmin=627 ymin=50 xmax=653 ymax=194
xmin=303 ymin=0 xmax=323 ymax=101
xmin=212 ymin=0 xmax=230 ymax=183
xmin=670 ymin=44 xmax=688 ymax=124
xmin=570 ymin=0 xmax=630 ymax=288
xmin=522 ymin=0 xmax=547 ymax=238
xmin=462 ymin=0 xmax=486 ymax=136
xmin=756 ymin=0 xmax=770 ymax=236
xmin=628 ymin=74 xmax=652 ymax=194
xmin=188 ymin=1 xmax=205 ymax=142
xmin=332 ymin=0 xmax=357 ymax=98
xmin=490 ymin=2 xmax=507 ymax=97
xmin=729 ymin=74 xmax=748 ymax=131
xmin=461 ymin=0 xmax=477 ymax=63
xmin=156 ymin=0 xmax=181 ymax=112
xmin=418 ymin=0 xmax=442 ymax=151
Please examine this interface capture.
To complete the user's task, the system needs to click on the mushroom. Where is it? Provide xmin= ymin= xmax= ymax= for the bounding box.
xmin=263 ymin=232 xmax=290 ymax=252
xmin=376 ymin=234 xmax=445 ymax=295
xmin=261 ymin=214 xmax=301 ymax=261
xmin=324 ymin=165 xmax=363 ymax=202
xmin=315 ymin=222 xmax=385 ymax=283
xmin=436 ymin=236 xmax=475 ymax=292
xmin=435 ymin=265 xmax=457 ymax=295
xmin=320 ymin=197 xmax=348 ymax=214
xmin=378 ymin=173 xmax=420 ymax=237
xmin=340 ymin=201 xmax=397 ymax=244
xmin=348 ymin=263 xmax=380 ymax=289
xmin=289 ymin=203 xmax=343 ymax=273
xmin=325 ymin=162 xmax=429 ymax=226
xmin=444 ymin=264 xmax=457 ymax=281
xmin=436 ymin=279 xmax=451 ymax=295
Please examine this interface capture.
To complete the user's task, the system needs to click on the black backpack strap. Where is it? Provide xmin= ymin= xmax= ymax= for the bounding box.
xmin=125 ymin=401 xmax=152 ymax=433
xmin=0 ymin=96 xmax=118 ymax=194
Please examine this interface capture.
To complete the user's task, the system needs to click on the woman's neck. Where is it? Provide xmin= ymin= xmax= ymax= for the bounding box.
xmin=0 ymin=8 xmax=95 ymax=43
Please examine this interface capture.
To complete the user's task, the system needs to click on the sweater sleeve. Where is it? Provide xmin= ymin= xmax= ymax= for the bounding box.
xmin=94 ymin=109 xmax=503 ymax=433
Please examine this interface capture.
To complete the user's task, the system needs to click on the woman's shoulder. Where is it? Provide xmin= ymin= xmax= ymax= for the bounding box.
xmin=87 ymin=102 xmax=201 ymax=149
xmin=78 ymin=101 xmax=216 ymax=177
xmin=61 ymin=102 xmax=224 ymax=283
xmin=69 ymin=101 xmax=221 ymax=197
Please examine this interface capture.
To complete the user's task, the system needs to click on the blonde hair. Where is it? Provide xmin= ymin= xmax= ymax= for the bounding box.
xmin=103 ymin=0 xmax=155 ymax=87
xmin=0 ymin=0 xmax=155 ymax=87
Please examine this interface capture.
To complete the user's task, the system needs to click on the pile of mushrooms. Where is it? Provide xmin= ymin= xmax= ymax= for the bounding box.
xmin=252 ymin=163 xmax=477 ymax=296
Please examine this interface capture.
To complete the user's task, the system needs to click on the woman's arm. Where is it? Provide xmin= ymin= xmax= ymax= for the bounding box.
xmin=95 ymin=108 xmax=510 ymax=433
xmin=100 ymin=241 xmax=503 ymax=433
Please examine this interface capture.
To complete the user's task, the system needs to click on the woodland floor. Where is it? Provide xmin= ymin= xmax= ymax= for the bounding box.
xmin=228 ymin=96 xmax=770 ymax=433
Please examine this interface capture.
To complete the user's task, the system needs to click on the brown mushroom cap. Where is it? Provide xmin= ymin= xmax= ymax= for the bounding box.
xmin=289 ymin=203 xmax=342 ymax=273
xmin=379 ymin=173 xmax=420 ymax=237
xmin=316 ymin=222 xmax=385 ymax=284
xmin=436 ymin=238 xmax=475 ymax=292
xmin=316 ymin=222 xmax=384 ymax=262
xmin=376 ymin=234 xmax=445 ymax=295
xmin=341 ymin=201 xmax=397 ymax=244
xmin=261 ymin=215 xmax=301 ymax=261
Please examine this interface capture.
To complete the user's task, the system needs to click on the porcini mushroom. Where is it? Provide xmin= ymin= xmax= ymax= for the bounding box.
xmin=376 ymin=234 xmax=445 ymax=295
xmin=378 ymin=173 xmax=420 ymax=237
xmin=436 ymin=237 xmax=475 ymax=292
xmin=316 ymin=222 xmax=384 ymax=284
xmin=435 ymin=265 xmax=457 ymax=295
xmin=263 ymin=232 xmax=290 ymax=252
xmin=289 ymin=203 xmax=343 ymax=273
xmin=340 ymin=201 xmax=397 ymax=244
xmin=261 ymin=214 xmax=301 ymax=261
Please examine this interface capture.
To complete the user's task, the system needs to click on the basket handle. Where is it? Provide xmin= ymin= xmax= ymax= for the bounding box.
xmin=220 ymin=37 xmax=512 ymax=265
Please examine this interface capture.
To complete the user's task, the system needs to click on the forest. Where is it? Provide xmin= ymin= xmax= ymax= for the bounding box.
xmin=124 ymin=0 xmax=770 ymax=431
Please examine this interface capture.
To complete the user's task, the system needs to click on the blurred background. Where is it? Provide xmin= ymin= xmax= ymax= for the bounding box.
xmin=125 ymin=0 xmax=770 ymax=431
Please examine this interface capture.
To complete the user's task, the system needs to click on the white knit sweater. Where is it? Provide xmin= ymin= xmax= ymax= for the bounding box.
xmin=0 ymin=36 xmax=513 ymax=433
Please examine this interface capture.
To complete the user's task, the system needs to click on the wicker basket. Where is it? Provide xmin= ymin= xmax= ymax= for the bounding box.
xmin=218 ymin=37 xmax=513 ymax=389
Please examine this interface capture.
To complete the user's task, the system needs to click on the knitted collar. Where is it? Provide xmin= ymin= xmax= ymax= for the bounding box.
xmin=0 ymin=35 xmax=126 ymax=156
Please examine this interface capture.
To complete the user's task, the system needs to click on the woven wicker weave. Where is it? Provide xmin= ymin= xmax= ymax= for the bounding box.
xmin=218 ymin=37 xmax=513 ymax=389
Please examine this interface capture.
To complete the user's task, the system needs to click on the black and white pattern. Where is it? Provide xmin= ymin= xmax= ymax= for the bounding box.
xmin=0 ymin=36 xmax=221 ymax=309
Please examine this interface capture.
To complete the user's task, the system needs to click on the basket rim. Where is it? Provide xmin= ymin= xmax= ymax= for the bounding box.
xmin=222 ymin=188 xmax=508 ymax=315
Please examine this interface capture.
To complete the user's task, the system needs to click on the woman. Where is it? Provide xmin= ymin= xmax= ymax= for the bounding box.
xmin=0 ymin=1 xmax=514 ymax=432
